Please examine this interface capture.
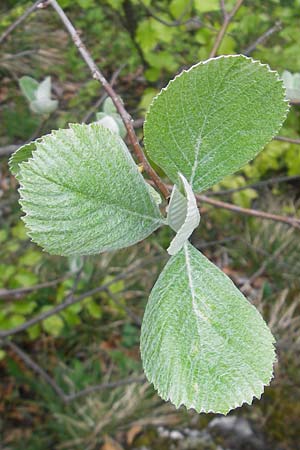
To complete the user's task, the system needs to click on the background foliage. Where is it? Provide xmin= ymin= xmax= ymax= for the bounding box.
xmin=0 ymin=0 xmax=300 ymax=449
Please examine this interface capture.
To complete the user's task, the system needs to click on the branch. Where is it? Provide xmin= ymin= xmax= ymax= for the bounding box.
xmin=274 ymin=135 xmax=300 ymax=145
xmin=67 ymin=375 xmax=146 ymax=402
xmin=0 ymin=0 xmax=43 ymax=45
xmin=204 ymin=175 xmax=300 ymax=196
xmin=243 ymin=21 xmax=282 ymax=55
xmin=197 ymin=194 xmax=300 ymax=229
xmin=82 ymin=64 xmax=126 ymax=123
xmin=1 ymin=339 xmax=145 ymax=403
xmin=3 ymin=339 xmax=67 ymax=401
xmin=0 ymin=277 xmax=67 ymax=300
xmin=209 ymin=0 xmax=244 ymax=58
xmin=0 ymin=255 xmax=164 ymax=338
xmin=137 ymin=0 xmax=198 ymax=28
xmin=47 ymin=0 xmax=169 ymax=199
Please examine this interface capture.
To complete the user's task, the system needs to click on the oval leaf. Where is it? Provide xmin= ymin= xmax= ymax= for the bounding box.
xmin=17 ymin=123 xmax=163 ymax=256
xmin=141 ymin=242 xmax=275 ymax=414
xmin=167 ymin=173 xmax=200 ymax=255
xmin=144 ymin=55 xmax=288 ymax=192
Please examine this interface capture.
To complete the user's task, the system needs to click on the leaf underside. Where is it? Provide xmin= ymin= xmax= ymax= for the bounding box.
xmin=144 ymin=55 xmax=288 ymax=192
xmin=141 ymin=242 xmax=275 ymax=414
xmin=167 ymin=173 xmax=200 ymax=255
xmin=17 ymin=123 xmax=163 ymax=256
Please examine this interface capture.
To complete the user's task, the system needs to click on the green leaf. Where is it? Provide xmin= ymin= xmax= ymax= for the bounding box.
xmin=144 ymin=55 xmax=288 ymax=192
xmin=19 ymin=76 xmax=39 ymax=102
xmin=9 ymin=140 xmax=40 ymax=177
xmin=42 ymin=313 xmax=64 ymax=336
xmin=17 ymin=123 xmax=163 ymax=256
xmin=141 ymin=242 xmax=275 ymax=414
xmin=167 ymin=173 xmax=200 ymax=255
xmin=194 ymin=0 xmax=220 ymax=12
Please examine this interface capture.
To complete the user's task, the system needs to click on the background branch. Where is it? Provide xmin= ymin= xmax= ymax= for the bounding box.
xmin=0 ymin=255 xmax=164 ymax=338
xmin=1 ymin=339 xmax=145 ymax=403
xmin=197 ymin=194 xmax=300 ymax=229
xmin=209 ymin=0 xmax=244 ymax=58
xmin=275 ymin=135 xmax=300 ymax=145
xmin=243 ymin=21 xmax=282 ymax=55
xmin=0 ymin=0 xmax=43 ymax=45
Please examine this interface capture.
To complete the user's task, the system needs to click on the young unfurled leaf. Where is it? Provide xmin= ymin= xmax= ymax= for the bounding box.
xmin=96 ymin=97 xmax=127 ymax=139
xmin=167 ymin=173 xmax=200 ymax=255
xmin=281 ymin=70 xmax=300 ymax=101
xmin=16 ymin=123 xmax=163 ymax=255
xmin=141 ymin=242 xmax=275 ymax=414
xmin=144 ymin=55 xmax=288 ymax=192
xmin=19 ymin=76 xmax=39 ymax=102
xmin=19 ymin=76 xmax=58 ymax=115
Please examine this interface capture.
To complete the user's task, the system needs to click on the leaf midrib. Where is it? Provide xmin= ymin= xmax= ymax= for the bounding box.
xmin=21 ymin=163 xmax=162 ymax=224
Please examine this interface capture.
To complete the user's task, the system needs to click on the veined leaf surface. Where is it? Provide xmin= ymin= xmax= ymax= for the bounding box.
xmin=141 ymin=242 xmax=275 ymax=414
xmin=144 ymin=55 xmax=288 ymax=192
xmin=17 ymin=123 xmax=163 ymax=255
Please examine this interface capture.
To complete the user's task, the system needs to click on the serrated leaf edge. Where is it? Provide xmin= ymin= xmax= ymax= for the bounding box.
xmin=144 ymin=54 xmax=290 ymax=193
xmin=141 ymin=242 xmax=276 ymax=415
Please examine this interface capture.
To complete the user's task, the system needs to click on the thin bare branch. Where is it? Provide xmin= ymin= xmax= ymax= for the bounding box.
xmin=243 ymin=21 xmax=282 ymax=55
xmin=137 ymin=0 xmax=198 ymax=28
xmin=204 ymin=175 xmax=300 ymax=196
xmin=48 ymin=0 xmax=169 ymax=198
xmin=0 ymin=0 xmax=43 ymax=45
xmin=275 ymin=135 xmax=300 ymax=145
xmin=0 ymin=277 xmax=67 ymax=300
xmin=197 ymin=194 xmax=300 ymax=229
xmin=82 ymin=64 xmax=126 ymax=123
xmin=1 ymin=339 xmax=145 ymax=403
xmin=2 ymin=339 xmax=68 ymax=401
xmin=67 ymin=375 xmax=146 ymax=401
xmin=209 ymin=0 xmax=244 ymax=58
xmin=0 ymin=255 xmax=164 ymax=338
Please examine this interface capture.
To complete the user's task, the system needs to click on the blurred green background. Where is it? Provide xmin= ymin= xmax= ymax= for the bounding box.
xmin=0 ymin=1 xmax=300 ymax=449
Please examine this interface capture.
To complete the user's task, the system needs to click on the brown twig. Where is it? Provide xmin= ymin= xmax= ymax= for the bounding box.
xmin=82 ymin=64 xmax=126 ymax=123
xmin=1 ymin=339 xmax=145 ymax=403
xmin=243 ymin=21 xmax=282 ymax=55
xmin=275 ymin=135 xmax=300 ymax=145
xmin=48 ymin=0 xmax=169 ymax=198
xmin=204 ymin=175 xmax=300 ymax=196
xmin=0 ymin=0 xmax=43 ymax=45
xmin=67 ymin=375 xmax=146 ymax=401
xmin=0 ymin=255 xmax=163 ymax=338
xmin=209 ymin=0 xmax=244 ymax=58
xmin=0 ymin=277 xmax=67 ymax=300
xmin=2 ymin=339 xmax=68 ymax=400
xmin=197 ymin=194 xmax=300 ymax=229
xmin=137 ymin=0 xmax=199 ymax=28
